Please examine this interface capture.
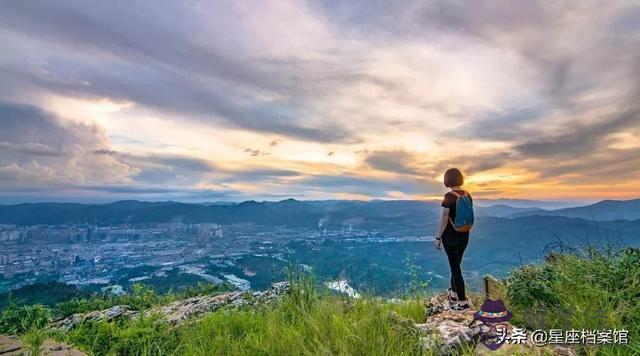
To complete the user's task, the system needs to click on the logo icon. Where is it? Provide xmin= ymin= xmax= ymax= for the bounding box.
xmin=473 ymin=299 xmax=513 ymax=350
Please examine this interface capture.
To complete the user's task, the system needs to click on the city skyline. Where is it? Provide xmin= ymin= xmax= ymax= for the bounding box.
xmin=1 ymin=1 xmax=639 ymax=203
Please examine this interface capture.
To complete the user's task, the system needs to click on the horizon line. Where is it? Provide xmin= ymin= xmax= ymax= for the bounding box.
xmin=2 ymin=196 xmax=634 ymax=206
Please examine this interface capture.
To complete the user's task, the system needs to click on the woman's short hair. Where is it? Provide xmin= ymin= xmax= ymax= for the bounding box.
xmin=444 ymin=168 xmax=464 ymax=187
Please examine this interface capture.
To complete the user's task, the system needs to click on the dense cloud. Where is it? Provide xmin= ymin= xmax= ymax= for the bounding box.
xmin=365 ymin=151 xmax=421 ymax=175
xmin=0 ymin=1 xmax=639 ymax=201
xmin=0 ymin=102 xmax=136 ymax=187
xmin=0 ymin=1 xmax=356 ymax=143
xmin=300 ymin=174 xmax=439 ymax=197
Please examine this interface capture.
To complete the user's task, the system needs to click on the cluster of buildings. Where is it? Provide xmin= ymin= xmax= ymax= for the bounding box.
xmin=0 ymin=221 xmax=430 ymax=292
xmin=0 ymin=222 xmax=264 ymax=289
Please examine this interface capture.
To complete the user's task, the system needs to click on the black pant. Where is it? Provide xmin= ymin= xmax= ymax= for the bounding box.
xmin=443 ymin=235 xmax=469 ymax=301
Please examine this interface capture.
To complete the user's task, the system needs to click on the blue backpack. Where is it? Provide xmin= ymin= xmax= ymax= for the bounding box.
xmin=449 ymin=190 xmax=474 ymax=232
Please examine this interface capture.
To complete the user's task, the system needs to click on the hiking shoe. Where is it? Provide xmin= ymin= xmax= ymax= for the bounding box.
xmin=447 ymin=288 xmax=459 ymax=302
xmin=452 ymin=299 xmax=472 ymax=311
xmin=451 ymin=302 xmax=471 ymax=311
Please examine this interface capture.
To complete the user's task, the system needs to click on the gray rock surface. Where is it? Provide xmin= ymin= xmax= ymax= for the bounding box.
xmin=416 ymin=294 xmax=481 ymax=354
xmin=152 ymin=291 xmax=245 ymax=324
xmin=52 ymin=282 xmax=290 ymax=331
xmin=52 ymin=305 xmax=139 ymax=332
xmin=153 ymin=281 xmax=290 ymax=324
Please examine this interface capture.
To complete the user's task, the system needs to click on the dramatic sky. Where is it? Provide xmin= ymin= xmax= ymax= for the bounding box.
xmin=1 ymin=1 xmax=639 ymax=203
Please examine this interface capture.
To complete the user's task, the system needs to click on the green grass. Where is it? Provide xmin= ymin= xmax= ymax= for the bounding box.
xmin=177 ymin=296 xmax=426 ymax=355
xmin=0 ymin=303 xmax=51 ymax=334
xmin=64 ymin=314 xmax=181 ymax=356
xmin=62 ymin=275 xmax=429 ymax=355
xmin=22 ymin=328 xmax=47 ymax=356
xmin=2 ymin=247 xmax=638 ymax=355
xmin=505 ymin=247 xmax=640 ymax=355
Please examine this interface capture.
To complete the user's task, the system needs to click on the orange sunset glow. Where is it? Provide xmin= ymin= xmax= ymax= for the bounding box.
xmin=0 ymin=1 xmax=639 ymax=203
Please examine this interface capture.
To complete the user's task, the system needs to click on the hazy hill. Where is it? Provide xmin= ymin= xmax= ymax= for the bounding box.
xmin=0 ymin=199 xmax=443 ymax=226
xmin=0 ymin=198 xmax=638 ymax=226
xmin=510 ymin=198 xmax=640 ymax=221
xmin=474 ymin=204 xmax=545 ymax=218
xmin=0 ymin=200 xmax=323 ymax=227
xmin=474 ymin=198 xmax=581 ymax=209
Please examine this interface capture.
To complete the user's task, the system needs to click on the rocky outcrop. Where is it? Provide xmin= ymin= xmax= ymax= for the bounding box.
xmin=415 ymin=294 xmax=577 ymax=355
xmin=52 ymin=282 xmax=290 ymax=331
xmin=0 ymin=335 xmax=87 ymax=356
xmin=415 ymin=294 xmax=481 ymax=354
xmin=154 ymin=281 xmax=289 ymax=324
xmin=152 ymin=291 xmax=244 ymax=324
xmin=53 ymin=305 xmax=139 ymax=332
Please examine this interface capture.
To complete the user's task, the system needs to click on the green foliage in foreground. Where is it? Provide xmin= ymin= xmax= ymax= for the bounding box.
xmin=64 ymin=279 xmax=429 ymax=355
xmin=506 ymin=247 xmax=640 ymax=355
xmin=57 ymin=282 xmax=229 ymax=317
xmin=179 ymin=276 xmax=427 ymax=355
xmin=0 ymin=282 xmax=225 ymax=335
xmin=2 ymin=247 xmax=639 ymax=355
xmin=0 ymin=302 xmax=52 ymax=334
xmin=0 ymin=281 xmax=88 ymax=309
xmin=65 ymin=314 xmax=180 ymax=356
xmin=2 ymin=273 xmax=431 ymax=355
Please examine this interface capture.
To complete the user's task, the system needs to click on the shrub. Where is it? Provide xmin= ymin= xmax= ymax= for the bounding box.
xmin=57 ymin=298 xmax=115 ymax=318
xmin=0 ymin=304 xmax=52 ymax=334
xmin=506 ymin=247 xmax=640 ymax=355
xmin=66 ymin=320 xmax=120 ymax=356
xmin=111 ymin=315 xmax=180 ymax=356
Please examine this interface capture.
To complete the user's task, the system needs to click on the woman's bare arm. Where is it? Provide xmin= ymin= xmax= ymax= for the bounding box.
xmin=434 ymin=207 xmax=449 ymax=249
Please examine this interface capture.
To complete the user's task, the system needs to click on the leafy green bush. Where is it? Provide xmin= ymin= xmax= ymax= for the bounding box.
xmin=180 ymin=282 xmax=229 ymax=298
xmin=110 ymin=316 xmax=180 ymax=356
xmin=56 ymin=283 xmax=161 ymax=318
xmin=506 ymin=264 xmax=560 ymax=308
xmin=57 ymin=298 xmax=115 ymax=318
xmin=506 ymin=247 xmax=640 ymax=355
xmin=0 ymin=303 xmax=52 ymax=334
xmin=66 ymin=319 xmax=120 ymax=356
xmin=66 ymin=315 xmax=179 ymax=356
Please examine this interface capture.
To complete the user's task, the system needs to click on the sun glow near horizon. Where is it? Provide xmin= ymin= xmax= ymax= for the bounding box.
xmin=0 ymin=1 xmax=639 ymax=203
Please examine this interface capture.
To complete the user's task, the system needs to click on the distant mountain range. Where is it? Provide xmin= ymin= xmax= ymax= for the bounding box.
xmin=0 ymin=198 xmax=638 ymax=226
xmin=509 ymin=198 xmax=640 ymax=221
xmin=474 ymin=198 xmax=584 ymax=209
xmin=474 ymin=204 xmax=545 ymax=218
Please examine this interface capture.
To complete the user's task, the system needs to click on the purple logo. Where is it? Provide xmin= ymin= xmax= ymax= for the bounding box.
xmin=473 ymin=299 xmax=513 ymax=350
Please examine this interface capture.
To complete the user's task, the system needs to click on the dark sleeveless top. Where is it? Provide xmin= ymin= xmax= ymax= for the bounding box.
xmin=441 ymin=189 xmax=472 ymax=239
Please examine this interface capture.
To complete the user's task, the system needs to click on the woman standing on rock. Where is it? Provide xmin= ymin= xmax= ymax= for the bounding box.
xmin=434 ymin=168 xmax=475 ymax=311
